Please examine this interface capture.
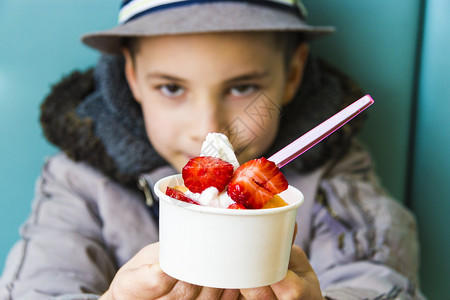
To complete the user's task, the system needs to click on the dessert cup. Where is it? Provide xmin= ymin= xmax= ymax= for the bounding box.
xmin=154 ymin=174 xmax=304 ymax=288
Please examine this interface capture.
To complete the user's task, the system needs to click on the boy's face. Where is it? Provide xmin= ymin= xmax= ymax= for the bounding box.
xmin=124 ymin=32 xmax=307 ymax=172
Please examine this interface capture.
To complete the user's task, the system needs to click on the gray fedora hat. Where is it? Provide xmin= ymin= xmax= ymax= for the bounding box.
xmin=82 ymin=0 xmax=335 ymax=54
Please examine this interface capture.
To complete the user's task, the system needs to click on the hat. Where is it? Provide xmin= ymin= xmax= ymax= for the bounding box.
xmin=82 ymin=0 xmax=335 ymax=54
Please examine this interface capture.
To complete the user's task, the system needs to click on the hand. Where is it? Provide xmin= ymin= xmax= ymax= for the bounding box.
xmin=100 ymin=242 xmax=240 ymax=300
xmin=239 ymin=245 xmax=324 ymax=300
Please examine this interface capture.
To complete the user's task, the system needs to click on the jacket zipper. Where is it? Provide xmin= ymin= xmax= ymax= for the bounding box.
xmin=137 ymin=177 xmax=154 ymax=207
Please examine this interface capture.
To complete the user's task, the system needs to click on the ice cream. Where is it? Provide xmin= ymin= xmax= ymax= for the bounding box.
xmin=200 ymin=132 xmax=240 ymax=170
xmin=166 ymin=133 xmax=289 ymax=209
xmin=185 ymin=187 xmax=235 ymax=208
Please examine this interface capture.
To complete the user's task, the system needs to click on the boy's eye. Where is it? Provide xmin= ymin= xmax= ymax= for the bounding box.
xmin=159 ymin=84 xmax=185 ymax=97
xmin=229 ymin=84 xmax=257 ymax=97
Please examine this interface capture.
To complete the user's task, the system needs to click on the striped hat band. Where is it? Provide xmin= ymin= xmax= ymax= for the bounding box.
xmin=119 ymin=0 xmax=308 ymax=24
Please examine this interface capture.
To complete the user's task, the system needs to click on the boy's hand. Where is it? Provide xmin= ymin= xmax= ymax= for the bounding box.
xmin=100 ymin=242 xmax=240 ymax=300
xmin=239 ymin=245 xmax=324 ymax=300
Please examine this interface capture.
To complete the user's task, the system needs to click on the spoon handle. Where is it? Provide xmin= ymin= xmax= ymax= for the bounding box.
xmin=268 ymin=95 xmax=374 ymax=168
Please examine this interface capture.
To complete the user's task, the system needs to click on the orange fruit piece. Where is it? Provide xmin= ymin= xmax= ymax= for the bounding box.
xmin=173 ymin=185 xmax=188 ymax=193
xmin=262 ymin=195 xmax=288 ymax=209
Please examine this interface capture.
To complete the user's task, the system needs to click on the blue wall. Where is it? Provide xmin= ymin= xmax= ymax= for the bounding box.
xmin=411 ymin=1 xmax=450 ymax=299
xmin=0 ymin=0 xmax=120 ymax=270
xmin=1 ymin=1 xmax=448 ymax=299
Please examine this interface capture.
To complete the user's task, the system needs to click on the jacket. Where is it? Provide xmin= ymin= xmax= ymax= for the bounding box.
xmin=0 ymin=54 xmax=426 ymax=299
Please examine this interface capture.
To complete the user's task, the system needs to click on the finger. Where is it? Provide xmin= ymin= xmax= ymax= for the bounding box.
xmin=271 ymin=270 xmax=305 ymax=299
xmin=288 ymin=245 xmax=313 ymax=274
xmin=144 ymin=264 xmax=178 ymax=296
xmin=271 ymin=246 xmax=323 ymax=299
xmin=271 ymin=270 xmax=323 ymax=300
xmin=195 ymin=287 xmax=224 ymax=300
xmin=121 ymin=242 xmax=160 ymax=271
xmin=158 ymin=280 xmax=201 ymax=300
xmin=220 ymin=289 xmax=240 ymax=300
xmin=110 ymin=263 xmax=176 ymax=299
xmin=239 ymin=286 xmax=277 ymax=300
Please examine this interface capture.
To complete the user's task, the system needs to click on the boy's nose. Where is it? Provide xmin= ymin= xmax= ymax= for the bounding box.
xmin=189 ymin=98 xmax=222 ymax=141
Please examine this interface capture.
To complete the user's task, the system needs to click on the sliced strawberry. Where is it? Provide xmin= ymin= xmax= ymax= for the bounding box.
xmin=227 ymin=157 xmax=288 ymax=209
xmin=228 ymin=203 xmax=247 ymax=209
xmin=182 ymin=156 xmax=234 ymax=193
xmin=166 ymin=186 xmax=200 ymax=205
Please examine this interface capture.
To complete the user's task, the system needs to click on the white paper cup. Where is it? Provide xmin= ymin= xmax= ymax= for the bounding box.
xmin=154 ymin=174 xmax=304 ymax=289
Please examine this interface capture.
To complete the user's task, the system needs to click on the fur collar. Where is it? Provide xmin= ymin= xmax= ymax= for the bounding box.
xmin=40 ymin=54 xmax=365 ymax=187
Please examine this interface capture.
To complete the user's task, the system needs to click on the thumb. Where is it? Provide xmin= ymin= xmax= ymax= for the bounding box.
xmin=289 ymin=245 xmax=314 ymax=275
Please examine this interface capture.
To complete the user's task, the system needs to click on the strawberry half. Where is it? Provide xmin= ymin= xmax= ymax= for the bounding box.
xmin=227 ymin=157 xmax=288 ymax=209
xmin=166 ymin=186 xmax=200 ymax=205
xmin=182 ymin=156 xmax=234 ymax=193
xmin=228 ymin=203 xmax=247 ymax=209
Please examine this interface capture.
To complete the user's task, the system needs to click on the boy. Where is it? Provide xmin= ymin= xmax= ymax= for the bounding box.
xmin=0 ymin=1 xmax=425 ymax=299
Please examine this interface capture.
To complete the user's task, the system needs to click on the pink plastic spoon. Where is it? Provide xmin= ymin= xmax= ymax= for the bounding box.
xmin=268 ymin=95 xmax=374 ymax=168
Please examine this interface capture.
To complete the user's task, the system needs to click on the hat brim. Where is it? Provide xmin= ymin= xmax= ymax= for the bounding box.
xmin=82 ymin=2 xmax=335 ymax=54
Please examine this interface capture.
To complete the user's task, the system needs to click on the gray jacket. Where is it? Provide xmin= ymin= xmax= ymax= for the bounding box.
xmin=0 ymin=140 xmax=425 ymax=299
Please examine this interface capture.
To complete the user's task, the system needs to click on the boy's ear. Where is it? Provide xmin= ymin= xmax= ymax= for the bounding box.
xmin=123 ymin=48 xmax=142 ymax=103
xmin=283 ymin=43 xmax=309 ymax=105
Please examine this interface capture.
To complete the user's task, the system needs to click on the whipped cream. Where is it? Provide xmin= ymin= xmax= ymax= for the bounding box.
xmin=200 ymin=133 xmax=240 ymax=170
xmin=185 ymin=187 xmax=235 ymax=208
